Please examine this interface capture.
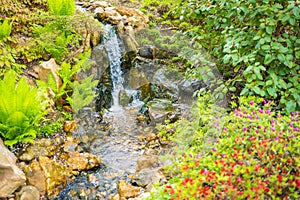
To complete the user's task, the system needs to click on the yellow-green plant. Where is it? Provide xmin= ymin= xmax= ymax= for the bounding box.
xmin=47 ymin=0 xmax=75 ymax=16
xmin=0 ymin=71 xmax=47 ymax=146
xmin=0 ymin=19 xmax=12 ymax=40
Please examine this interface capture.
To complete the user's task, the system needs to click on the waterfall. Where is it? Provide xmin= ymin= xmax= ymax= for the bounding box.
xmin=102 ymin=24 xmax=124 ymax=110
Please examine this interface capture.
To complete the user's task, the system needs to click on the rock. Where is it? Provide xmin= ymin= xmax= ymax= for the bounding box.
xmin=147 ymin=99 xmax=175 ymax=124
xmin=135 ymin=192 xmax=151 ymax=199
xmin=19 ymin=138 xmax=57 ymax=161
xmin=131 ymin=168 xmax=165 ymax=188
xmin=138 ymin=46 xmax=155 ymax=59
xmin=127 ymin=68 xmax=149 ymax=90
xmin=63 ymin=120 xmax=78 ymax=133
xmin=116 ymin=7 xmax=149 ymax=28
xmin=38 ymin=156 xmax=73 ymax=198
xmin=122 ymin=35 xmax=138 ymax=54
xmin=0 ymin=139 xmax=26 ymax=198
xmin=119 ymin=89 xmax=132 ymax=106
xmin=94 ymin=1 xmax=108 ymax=8
xmin=66 ymin=152 xmax=101 ymax=171
xmin=118 ymin=180 xmax=140 ymax=198
xmin=18 ymin=186 xmax=40 ymax=200
xmin=34 ymin=58 xmax=62 ymax=91
xmin=152 ymin=68 xmax=179 ymax=94
xmin=90 ymin=28 xmax=102 ymax=47
xmin=24 ymin=160 xmax=47 ymax=195
xmin=94 ymin=6 xmax=104 ymax=15
xmin=136 ymin=155 xmax=160 ymax=173
xmin=91 ymin=45 xmax=110 ymax=79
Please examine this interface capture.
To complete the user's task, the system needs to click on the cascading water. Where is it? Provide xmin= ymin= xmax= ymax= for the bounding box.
xmin=102 ymin=24 xmax=124 ymax=111
xmin=53 ymin=24 xmax=150 ymax=200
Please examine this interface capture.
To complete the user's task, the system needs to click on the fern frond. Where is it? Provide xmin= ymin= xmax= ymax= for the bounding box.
xmin=0 ymin=71 xmax=16 ymax=122
xmin=0 ymin=19 xmax=12 ymax=40
xmin=70 ymin=75 xmax=98 ymax=113
xmin=47 ymin=0 xmax=75 ymax=16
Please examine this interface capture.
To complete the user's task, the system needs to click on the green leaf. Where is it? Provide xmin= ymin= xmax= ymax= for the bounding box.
xmin=286 ymin=101 xmax=296 ymax=113
xmin=261 ymin=45 xmax=270 ymax=51
xmin=277 ymin=54 xmax=285 ymax=63
xmin=229 ymin=87 xmax=236 ymax=92
xmin=289 ymin=17 xmax=296 ymax=26
xmin=266 ymin=26 xmax=273 ymax=34
xmin=264 ymin=54 xmax=274 ymax=65
xmin=254 ymin=67 xmax=263 ymax=80
xmin=253 ymin=35 xmax=261 ymax=40
xmin=267 ymin=87 xmax=277 ymax=98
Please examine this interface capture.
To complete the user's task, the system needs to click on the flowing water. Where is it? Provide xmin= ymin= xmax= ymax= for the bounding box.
xmin=54 ymin=24 xmax=154 ymax=200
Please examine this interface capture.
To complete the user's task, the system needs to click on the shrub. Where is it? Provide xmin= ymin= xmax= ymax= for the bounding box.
xmin=0 ymin=71 xmax=47 ymax=146
xmin=148 ymin=95 xmax=300 ymax=199
xmin=173 ymin=0 xmax=300 ymax=113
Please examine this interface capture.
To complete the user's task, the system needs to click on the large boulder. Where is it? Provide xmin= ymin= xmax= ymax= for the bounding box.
xmin=0 ymin=139 xmax=26 ymax=198
xmin=91 ymin=44 xmax=110 ymax=80
xmin=127 ymin=68 xmax=149 ymax=90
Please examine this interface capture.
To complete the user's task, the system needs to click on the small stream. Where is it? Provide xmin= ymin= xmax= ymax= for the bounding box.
xmin=53 ymin=24 xmax=157 ymax=199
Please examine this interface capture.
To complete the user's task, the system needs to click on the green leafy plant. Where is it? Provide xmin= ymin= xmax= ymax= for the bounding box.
xmin=172 ymin=0 xmax=300 ymax=113
xmin=40 ymin=118 xmax=63 ymax=136
xmin=67 ymin=75 xmax=98 ymax=113
xmin=31 ymin=22 xmax=82 ymax=62
xmin=47 ymin=0 xmax=75 ymax=16
xmin=0 ymin=41 xmax=26 ymax=76
xmin=148 ymin=95 xmax=300 ymax=199
xmin=37 ymin=50 xmax=97 ymax=113
xmin=0 ymin=19 xmax=12 ymax=40
xmin=0 ymin=71 xmax=47 ymax=146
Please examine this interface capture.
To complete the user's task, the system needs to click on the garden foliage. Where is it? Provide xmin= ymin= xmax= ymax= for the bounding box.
xmin=47 ymin=0 xmax=75 ymax=16
xmin=173 ymin=0 xmax=300 ymax=113
xmin=0 ymin=19 xmax=12 ymax=40
xmin=149 ymin=95 xmax=300 ymax=199
xmin=0 ymin=71 xmax=46 ymax=146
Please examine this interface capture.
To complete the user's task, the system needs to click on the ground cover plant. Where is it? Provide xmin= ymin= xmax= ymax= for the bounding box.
xmin=148 ymin=95 xmax=300 ymax=199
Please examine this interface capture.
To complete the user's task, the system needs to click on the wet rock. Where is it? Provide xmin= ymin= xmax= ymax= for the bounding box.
xmin=38 ymin=156 xmax=73 ymax=198
xmin=63 ymin=120 xmax=78 ymax=133
xmin=147 ymin=99 xmax=174 ymax=124
xmin=119 ymin=89 xmax=132 ymax=106
xmin=131 ymin=168 xmax=165 ymax=188
xmin=19 ymin=138 xmax=57 ymax=161
xmin=0 ymin=139 xmax=26 ymax=198
xmin=118 ymin=180 xmax=140 ymax=199
xmin=67 ymin=152 xmax=101 ymax=171
xmin=91 ymin=44 xmax=110 ymax=79
xmin=122 ymin=35 xmax=138 ymax=54
xmin=152 ymin=68 xmax=179 ymax=94
xmin=24 ymin=160 xmax=47 ymax=195
xmin=18 ymin=186 xmax=40 ymax=200
xmin=138 ymin=83 xmax=152 ymax=101
xmin=136 ymin=155 xmax=160 ymax=173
